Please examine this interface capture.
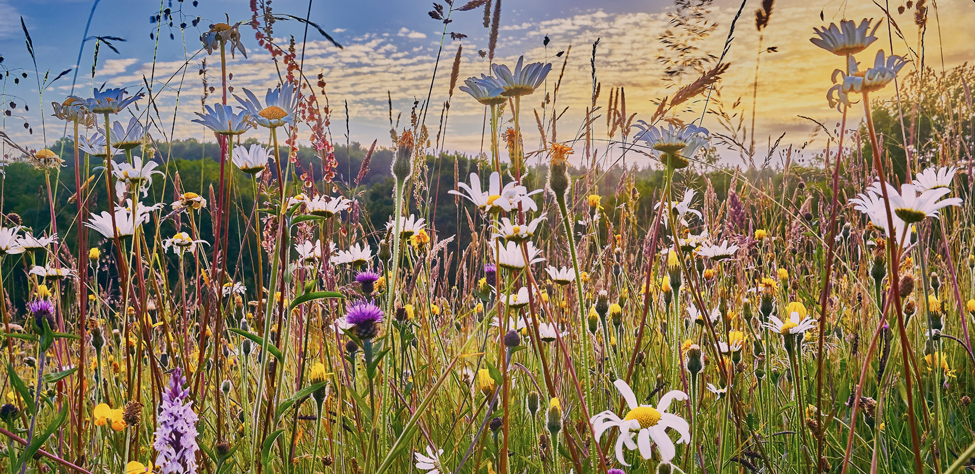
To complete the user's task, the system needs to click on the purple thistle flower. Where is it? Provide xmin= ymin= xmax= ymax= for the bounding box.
xmin=485 ymin=263 xmax=497 ymax=287
xmin=608 ymin=469 xmax=626 ymax=474
xmin=355 ymin=270 xmax=380 ymax=295
xmin=344 ymin=300 xmax=383 ymax=340
xmin=154 ymin=368 xmax=199 ymax=474
xmin=27 ymin=299 xmax=55 ymax=333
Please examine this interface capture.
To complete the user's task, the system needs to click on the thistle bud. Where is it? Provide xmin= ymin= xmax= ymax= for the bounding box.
xmin=391 ymin=130 xmax=413 ymax=181
xmin=899 ymin=274 xmax=914 ymax=298
xmin=485 ymin=264 xmax=497 ymax=288
xmin=504 ymin=329 xmax=521 ymax=348
xmin=527 ymin=391 xmax=540 ymax=417
xmin=489 ymin=417 xmax=503 ymax=433
xmin=870 ymin=256 xmax=886 ymax=283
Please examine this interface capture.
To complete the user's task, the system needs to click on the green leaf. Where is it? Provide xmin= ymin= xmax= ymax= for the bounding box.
xmin=274 ymin=382 xmax=327 ymax=423
xmin=228 ymin=328 xmax=283 ymax=362
xmin=1 ymin=333 xmax=37 ymax=343
xmin=43 ymin=368 xmax=77 ymax=385
xmin=291 ymin=215 xmax=325 ymax=226
xmin=17 ymin=403 xmax=67 ymax=468
xmin=262 ymin=429 xmax=284 ymax=469
xmin=289 ymin=291 xmax=344 ymax=310
xmin=7 ymin=365 xmax=35 ymax=415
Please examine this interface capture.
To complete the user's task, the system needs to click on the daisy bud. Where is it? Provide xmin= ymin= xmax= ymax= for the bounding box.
xmin=221 ymin=380 xmax=232 ymax=395
xmin=546 ymin=398 xmax=562 ymax=436
xmin=527 ymin=391 xmax=540 ymax=417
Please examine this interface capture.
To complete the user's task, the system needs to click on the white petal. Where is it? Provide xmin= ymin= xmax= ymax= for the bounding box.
xmin=614 ymin=379 xmax=639 ymax=409
xmin=638 ymin=428 xmax=654 ymax=459
xmin=656 ymin=390 xmax=688 ymax=412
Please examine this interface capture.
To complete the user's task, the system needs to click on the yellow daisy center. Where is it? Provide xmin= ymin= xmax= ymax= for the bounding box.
xmin=511 ymin=225 xmax=521 ymax=234
xmin=259 ymin=106 xmax=288 ymax=120
xmin=35 ymin=149 xmax=57 ymax=160
xmin=624 ymin=406 xmax=662 ymax=429
xmin=487 ymin=195 xmax=501 ymax=205
xmin=780 ymin=321 xmax=798 ymax=334
xmin=212 ymin=22 xmax=232 ymax=32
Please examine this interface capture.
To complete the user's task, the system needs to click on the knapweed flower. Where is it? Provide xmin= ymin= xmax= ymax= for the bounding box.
xmin=200 ymin=21 xmax=247 ymax=57
xmin=234 ymin=82 xmax=298 ymax=128
xmin=912 ymin=166 xmax=956 ymax=192
xmin=192 ymin=103 xmax=253 ymax=136
xmin=343 ymin=300 xmax=384 ymax=340
xmin=450 ymin=172 xmax=541 ymax=213
xmin=113 ymin=156 xmax=162 ymax=197
xmin=111 ymin=117 xmax=145 ymax=150
xmin=490 ymin=56 xmax=552 ymax=96
xmin=0 ymin=227 xmax=23 ymax=256
xmin=28 ymin=299 xmax=56 ymax=333
xmin=28 ymin=266 xmax=76 ymax=280
xmin=70 ymin=87 xmax=142 ymax=115
xmin=591 ymin=380 xmax=690 ymax=465
xmin=18 ymin=232 xmax=57 ymax=251
xmin=828 ymin=50 xmax=907 ymax=106
xmin=355 ymin=271 xmax=380 ymax=294
xmin=386 ymin=214 xmax=426 ymax=238
xmin=459 ymin=75 xmax=507 ymax=105
xmin=153 ymin=367 xmax=199 ymax=474
xmin=162 ymin=232 xmax=208 ymax=254
xmin=172 ymin=192 xmax=207 ymax=211
xmin=231 ymin=144 xmax=271 ymax=175
xmin=492 ymin=216 xmax=545 ymax=242
xmin=810 ymin=18 xmax=880 ymax=56
xmin=306 ymin=195 xmax=352 ymax=218
xmin=414 ymin=446 xmax=445 ymax=474
xmin=633 ymin=122 xmax=709 ymax=169
xmin=494 ymin=241 xmax=545 ymax=269
xmin=696 ymin=240 xmax=739 ymax=261
xmin=334 ymin=243 xmax=372 ymax=266
xmin=546 ymin=266 xmax=576 ymax=285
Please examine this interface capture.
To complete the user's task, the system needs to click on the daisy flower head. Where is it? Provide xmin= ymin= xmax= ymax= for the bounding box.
xmin=494 ymin=241 xmax=545 ymax=270
xmin=850 ymin=186 xmax=909 ymax=247
xmin=51 ymin=97 xmax=94 ymax=126
xmin=111 ymin=117 xmax=145 ymax=150
xmin=885 ymin=182 xmax=961 ymax=224
xmin=767 ymin=301 xmax=816 ymax=352
xmin=334 ymin=243 xmax=372 ymax=266
xmin=459 ymin=75 xmax=507 ymax=106
xmin=200 ymin=20 xmax=247 ymax=58
xmin=86 ymin=204 xmax=152 ymax=239
xmin=18 ymin=232 xmax=57 ymax=251
xmin=414 ymin=446 xmax=445 ymax=474
xmin=70 ymin=86 xmax=142 ymax=115
xmin=386 ymin=214 xmax=426 ymax=239
xmin=829 ymin=50 xmax=907 ymax=106
xmin=232 ymin=144 xmax=271 ymax=176
xmin=162 ymin=232 xmax=208 ymax=254
xmin=79 ymin=133 xmax=118 ymax=158
xmin=912 ymin=166 xmax=957 ymax=192
xmin=114 ymin=156 xmax=162 ymax=197
xmin=29 ymin=266 xmax=75 ymax=280
xmin=546 ymin=266 xmax=576 ymax=285
xmin=172 ymin=192 xmax=207 ymax=211
xmin=30 ymin=149 xmax=63 ymax=170
xmin=706 ymin=383 xmax=727 ymax=399
xmin=0 ymin=227 xmax=23 ymax=256
xmin=305 ymin=195 xmax=352 ymax=218
xmin=503 ymin=286 xmax=534 ymax=309
xmin=490 ymin=56 xmax=552 ymax=97
xmin=234 ymin=82 xmax=298 ymax=128
xmin=591 ymin=379 xmax=690 ymax=465
xmin=810 ymin=18 xmax=880 ymax=56
xmin=688 ymin=304 xmax=720 ymax=326
xmin=492 ymin=216 xmax=546 ymax=243
xmin=538 ymin=322 xmax=568 ymax=342
xmin=655 ymin=188 xmax=703 ymax=229
xmin=633 ymin=121 xmax=709 ymax=169
xmin=450 ymin=172 xmax=541 ymax=214
xmin=221 ymin=282 xmax=246 ymax=297
xmin=696 ymin=240 xmax=739 ymax=261
xmin=343 ymin=300 xmax=384 ymax=340
xmin=192 ymin=103 xmax=253 ymax=136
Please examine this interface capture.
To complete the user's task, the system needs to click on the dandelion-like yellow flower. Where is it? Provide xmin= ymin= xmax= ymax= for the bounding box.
xmin=431 ymin=304 xmax=441 ymax=316
xmin=36 ymin=285 xmax=51 ymax=299
xmin=405 ymin=304 xmax=415 ymax=320
xmin=924 ymin=352 xmax=955 ymax=378
xmin=550 ymin=143 xmax=573 ymax=166
xmin=309 ymin=362 xmax=328 ymax=385
xmin=661 ymin=275 xmax=672 ymax=294
xmin=967 ymin=299 xmax=975 ymax=314
xmin=755 ymin=229 xmax=768 ymax=240
xmin=667 ymin=249 xmax=679 ymax=270
xmin=928 ymin=295 xmax=942 ymax=313
xmin=89 ymin=247 xmax=101 ymax=261
xmin=125 ymin=461 xmax=153 ymax=474
xmin=411 ymin=229 xmax=430 ymax=250
xmin=476 ymin=369 xmax=496 ymax=397
xmin=777 ymin=268 xmax=789 ymax=281
xmin=587 ymin=194 xmax=602 ymax=210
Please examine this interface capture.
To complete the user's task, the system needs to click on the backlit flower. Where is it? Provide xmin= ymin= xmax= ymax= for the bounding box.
xmin=696 ymin=240 xmax=739 ymax=261
xmin=111 ymin=117 xmax=145 ymax=150
xmin=0 ymin=227 xmax=23 ymax=256
xmin=234 ymin=83 xmax=298 ymax=128
xmin=494 ymin=241 xmax=545 ymax=269
xmin=450 ymin=171 xmax=541 ymax=213
xmin=70 ymin=87 xmax=142 ymax=115
xmin=492 ymin=216 xmax=546 ymax=242
xmin=232 ymin=144 xmax=270 ymax=175
xmin=912 ymin=166 xmax=957 ymax=192
xmin=334 ymin=243 xmax=372 ymax=266
xmin=113 ymin=156 xmax=162 ymax=197
xmin=342 ymin=300 xmax=384 ymax=340
xmin=828 ymin=50 xmax=907 ymax=106
xmin=18 ymin=232 xmax=57 ymax=251
xmin=546 ymin=266 xmax=576 ymax=285
xmin=201 ymin=21 xmax=247 ymax=58
xmin=162 ymin=232 xmax=208 ymax=254
xmin=51 ymin=97 xmax=94 ymax=126
xmin=29 ymin=266 xmax=75 ymax=280
xmin=490 ymin=56 xmax=552 ymax=96
xmin=459 ymin=75 xmax=506 ymax=105
xmin=634 ymin=122 xmax=709 ymax=169
xmin=591 ymin=380 xmax=690 ymax=465
xmin=192 ymin=103 xmax=252 ymax=136
xmin=810 ymin=19 xmax=880 ymax=56
xmin=386 ymin=214 xmax=426 ymax=238
xmin=305 ymin=195 xmax=352 ymax=218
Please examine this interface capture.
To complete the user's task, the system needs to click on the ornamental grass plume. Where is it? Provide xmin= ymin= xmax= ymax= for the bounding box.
xmin=154 ymin=367 xmax=200 ymax=474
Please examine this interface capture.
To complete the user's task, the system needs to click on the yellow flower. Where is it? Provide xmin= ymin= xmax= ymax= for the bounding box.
xmin=541 ymin=291 xmax=550 ymax=303
xmin=928 ymin=295 xmax=942 ymax=314
xmin=405 ymin=304 xmax=415 ymax=320
xmin=667 ymin=249 xmax=679 ymax=270
xmin=759 ymin=277 xmax=777 ymax=294
xmin=728 ymin=331 xmax=747 ymax=348
xmin=786 ymin=301 xmax=807 ymax=320
xmin=94 ymin=403 xmax=126 ymax=431
xmin=431 ymin=304 xmax=441 ymax=316
xmin=755 ymin=229 xmax=767 ymax=240
xmin=309 ymin=362 xmax=328 ymax=385
xmin=587 ymin=194 xmax=602 ymax=210
xmin=36 ymin=285 xmax=51 ymax=299
xmin=777 ymin=268 xmax=789 ymax=281
xmin=475 ymin=302 xmax=483 ymax=313
xmin=550 ymin=143 xmax=573 ymax=166
xmin=89 ymin=247 xmax=101 ymax=261
xmin=702 ymin=268 xmax=716 ymax=280
xmin=476 ymin=369 xmax=496 ymax=397
xmin=967 ymin=299 xmax=975 ymax=314
xmin=549 ymin=397 xmax=561 ymax=411
xmin=579 ymin=272 xmax=590 ymax=284
xmin=924 ymin=352 xmax=955 ymax=378
xmin=609 ymin=303 xmax=622 ymax=315
xmin=661 ymin=275 xmax=672 ymax=294
xmin=411 ymin=229 xmax=430 ymax=250
xmin=126 ymin=461 xmax=153 ymax=474
xmin=681 ymin=339 xmax=694 ymax=354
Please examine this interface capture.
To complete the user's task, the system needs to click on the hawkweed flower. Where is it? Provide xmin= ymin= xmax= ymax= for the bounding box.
xmin=912 ymin=166 xmax=957 ymax=192
xmin=94 ymin=403 xmax=126 ymax=432
xmin=154 ymin=367 xmax=199 ymax=474
xmin=0 ymin=227 xmax=23 ymax=256
xmin=476 ymin=368 xmax=496 ymax=398
xmin=546 ymin=266 xmax=576 ymax=285
xmin=492 ymin=216 xmax=546 ymax=242
xmin=192 ymin=104 xmax=253 ymax=136
xmin=201 ymin=20 xmax=247 ymax=57
xmin=634 ymin=122 xmax=709 ymax=170
xmin=810 ymin=19 xmax=880 ymax=56
xmin=234 ymin=83 xmax=298 ymax=128
xmin=305 ymin=195 xmax=352 ymax=218
xmin=162 ymin=232 xmax=208 ymax=254
xmin=459 ymin=75 xmax=507 ymax=105
xmin=494 ymin=241 xmax=545 ymax=269
xmin=51 ymin=97 xmax=94 ymax=126
xmin=231 ymin=144 xmax=271 ymax=176
xmin=111 ymin=117 xmax=145 ymax=150
xmin=697 ymin=241 xmax=739 ymax=261
xmin=125 ymin=461 xmax=151 ymax=474
xmin=591 ymin=380 xmax=690 ymax=465
xmin=546 ymin=397 xmax=563 ymax=437
xmin=414 ymin=446 xmax=445 ymax=474
xmin=70 ymin=86 xmax=142 ymax=115
xmin=343 ymin=300 xmax=384 ymax=340
xmin=335 ymin=243 xmax=372 ymax=267
xmin=490 ymin=56 xmax=552 ymax=96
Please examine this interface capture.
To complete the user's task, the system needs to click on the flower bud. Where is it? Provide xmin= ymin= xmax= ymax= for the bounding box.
xmin=527 ymin=391 xmax=540 ymax=417
xmin=504 ymin=329 xmax=521 ymax=348
xmin=391 ymin=130 xmax=413 ymax=181
xmin=546 ymin=398 xmax=562 ymax=436
xmin=899 ymin=274 xmax=914 ymax=298
xmin=489 ymin=417 xmax=503 ymax=433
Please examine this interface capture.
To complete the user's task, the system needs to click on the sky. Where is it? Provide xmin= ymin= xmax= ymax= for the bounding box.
xmin=0 ymin=0 xmax=972 ymax=169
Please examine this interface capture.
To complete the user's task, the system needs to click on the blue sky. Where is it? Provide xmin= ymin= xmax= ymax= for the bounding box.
xmin=1 ymin=0 xmax=972 ymax=166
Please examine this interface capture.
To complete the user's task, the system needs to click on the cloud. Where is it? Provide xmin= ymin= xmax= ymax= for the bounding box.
xmin=397 ymin=27 xmax=427 ymax=39
xmin=95 ymin=58 xmax=139 ymax=78
xmin=0 ymin=0 xmax=22 ymax=40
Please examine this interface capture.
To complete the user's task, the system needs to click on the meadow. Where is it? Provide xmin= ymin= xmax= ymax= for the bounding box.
xmin=0 ymin=0 xmax=972 ymax=473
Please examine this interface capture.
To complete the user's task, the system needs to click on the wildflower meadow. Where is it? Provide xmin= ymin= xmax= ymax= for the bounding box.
xmin=0 ymin=0 xmax=973 ymax=473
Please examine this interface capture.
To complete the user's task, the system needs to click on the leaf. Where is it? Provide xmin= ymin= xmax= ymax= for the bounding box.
xmin=43 ymin=368 xmax=77 ymax=384
xmin=272 ymin=15 xmax=343 ymax=49
xmin=262 ymin=429 xmax=285 ymax=469
xmin=290 ymin=215 xmax=325 ymax=226
xmin=20 ymin=17 xmax=34 ymax=62
xmin=17 ymin=403 xmax=67 ymax=468
xmin=8 ymin=364 xmax=35 ymax=415
xmin=274 ymin=382 xmax=327 ymax=422
xmin=289 ymin=291 xmax=344 ymax=310
xmin=228 ymin=328 xmax=283 ymax=362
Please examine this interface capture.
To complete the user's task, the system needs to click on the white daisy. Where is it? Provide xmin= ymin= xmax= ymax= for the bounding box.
xmin=655 ymin=188 xmax=703 ymax=229
xmin=885 ymin=182 xmax=961 ymax=224
xmin=450 ymin=172 xmax=540 ymax=213
xmin=18 ymin=232 xmax=57 ymax=251
xmin=538 ymin=322 xmax=568 ymax=342
xmin=494 ymin=241 xmax=544 ymax=270
xmin=192 ymin=103 xmax=253 ymax=135
xmin=766 ymin=304 xmax=816 ymax=336
xmin=545 ymin=266 xmax=576 ymax=285
xmin=386 ymin=214 xmax=426 ymax=239
xmin=414 ymin=446 xmax=445 ymax=474
xmin=459 ymin=75 xmax=507 ymax=106
xmin=232 ymin=144 xmax=271 ymax=176
xmin=696 ymin=240 xmax=739 ymax=260
xmin=113 ymin=156 xmax=162 ymax=197
xmin=591 ymin=379 xmax=690 ymax=465
xmin=29 ymin=266 xmax=75 ymax=280
xmin=706 ymin=383 xmax=726 ymax=399
xmin=810 ymin=18 xmax=880 ymax=56
xmin=850 ymin=187 xmax=909 ymax=247
xmin=0 ymin=227 xmax=23 ymax=256
xmin=234 ymin=82 xmax=298 ymax=129
xmin=222 ymin=282 xmax=246 ymax=297
xmin=912 ymin=166 xmax=957 ymax=192
xmin=492 ymin=216 xmax=545 ymax=243
xmin=503 ymin=287 xmax=534 ymax=309
xmin=162 ymin=232 xmax=208 ymax=254
xmin=829 ymin=50 xmax=907 ymax=107
xmin=687 ymin=304 xmax=720 ymax=326
xmin=110 ymin=117 xmax=144 ymax=150
xmin=490 ymin=56 xmax=552 ymax=97
xmin=305 ymin=195 xmax=352 ymax=218
xmin=333 ymin=243 xmax=372 ymax=266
